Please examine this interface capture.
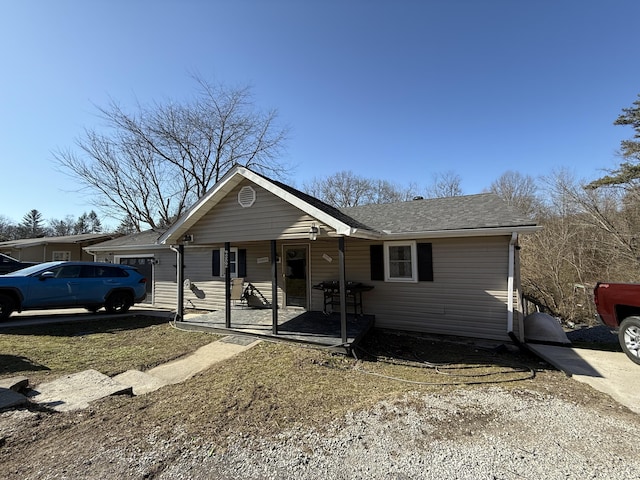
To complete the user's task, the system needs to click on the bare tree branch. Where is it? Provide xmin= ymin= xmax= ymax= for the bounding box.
xmin=53 ymin=77 xmax=289 ymax=230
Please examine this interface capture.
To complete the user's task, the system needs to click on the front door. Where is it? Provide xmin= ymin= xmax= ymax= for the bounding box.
xmin=283 ymin=245 xmax=308 ymax=308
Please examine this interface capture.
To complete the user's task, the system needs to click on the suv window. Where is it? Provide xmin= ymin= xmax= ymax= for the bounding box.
xmin=53 ymin=265 xmax=82 ymax=278
xmin=95 ymin=266 xmax=129 ymax=278
xmin=78 ymin=265 xmax=129 ymax=278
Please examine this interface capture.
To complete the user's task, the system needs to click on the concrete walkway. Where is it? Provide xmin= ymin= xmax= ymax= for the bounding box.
xmin=113 ymin=335 xmax=259 ymax=395
xmin=527 ymin=344 xmax=639 ymax=415
xmin=1 ymin=335 xmax=260 ymax=412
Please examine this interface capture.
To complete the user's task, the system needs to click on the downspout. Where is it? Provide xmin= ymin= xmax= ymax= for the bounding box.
xmin=170 ymin=244 xmax=184 ymax=322
xmin=507 ymin=232 xmax=518 ymax=344
xmin=514 ymin=239 xmax=525 ymax=342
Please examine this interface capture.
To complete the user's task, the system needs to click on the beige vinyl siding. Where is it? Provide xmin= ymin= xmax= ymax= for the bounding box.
xmin=109 ymin=244 xmax=287 ymax=311
xmin=168 ymin=243 xmax=287 ymax=311
xmin=153 ymin=250 xmax=178 ymax=308
xmin=8 ymin=243 xmax=93 ymax=262
xmin=188 ymin=181 xmax=323 ymax=243
xmin=9 ymin=245 xmax=43 ymax=262
xmin=101 ymin=234 xmax=519 ymax=341
xmin=309 ymin=236 xmax=516 ymax=341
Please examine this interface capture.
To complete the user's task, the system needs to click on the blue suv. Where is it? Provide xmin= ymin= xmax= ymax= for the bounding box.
xmin=0 ymin=261 xmax=147 ymax=320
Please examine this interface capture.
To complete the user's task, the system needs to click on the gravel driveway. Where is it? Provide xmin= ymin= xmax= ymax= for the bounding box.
xmin=149 ymin=387 xmax=637 ymax=480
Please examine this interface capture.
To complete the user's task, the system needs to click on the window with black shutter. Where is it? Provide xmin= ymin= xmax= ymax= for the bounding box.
xmin=370 ymin=242 xmax=433 ymax=282
xmin=212 ymin=248 xmax=247 ymax=278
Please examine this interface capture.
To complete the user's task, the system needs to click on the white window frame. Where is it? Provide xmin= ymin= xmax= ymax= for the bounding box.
xmin=384 ymin=241 xmax=418 ymax=283
xmin=219 ymin=247 xmax=239 ymax=278
xmin=52 ymin=250 xmax=71 ymax=261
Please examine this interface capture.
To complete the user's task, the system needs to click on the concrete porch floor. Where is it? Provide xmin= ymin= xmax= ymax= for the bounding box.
xmin=177 ymin=308 xmax=375 ymax=354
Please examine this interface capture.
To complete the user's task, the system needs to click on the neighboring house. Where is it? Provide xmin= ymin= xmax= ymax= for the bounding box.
xmin=86 ymin=166 xmax=539 ymax=343
xmin=0 ymin=233 xmax=119 ymax=263
xmin=84 ymin=229 xmax=167 ymax=304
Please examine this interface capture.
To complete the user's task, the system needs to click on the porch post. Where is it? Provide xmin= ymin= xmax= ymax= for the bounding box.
xmin=271 ymin=239 xmax=278 ymax=334
xmin=338 ymin=236 xmax=347 ymax=344
xmin=225 ymin=242 xmax=231 ymax=328
xmin=176 ymin=244 xmax=184 ymax=322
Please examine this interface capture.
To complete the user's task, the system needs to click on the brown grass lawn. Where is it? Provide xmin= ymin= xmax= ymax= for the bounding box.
xmin=0 ymin=316 xmax=218 ymax=384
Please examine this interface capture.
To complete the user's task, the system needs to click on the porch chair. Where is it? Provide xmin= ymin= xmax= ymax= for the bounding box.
xmin=230 ymin=277 xmax=246 ymax=307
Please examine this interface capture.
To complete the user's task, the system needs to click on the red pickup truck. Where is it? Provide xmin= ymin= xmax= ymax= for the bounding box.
xmin=593 ymin=282 xmax=640 ymax=365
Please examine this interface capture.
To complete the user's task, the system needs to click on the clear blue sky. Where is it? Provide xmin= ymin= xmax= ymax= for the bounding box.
xmin=1 ymin=1 xmax=639 ymax=226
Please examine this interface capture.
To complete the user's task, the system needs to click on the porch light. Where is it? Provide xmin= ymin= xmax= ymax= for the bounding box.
xmin=309 ymin=224 xmax=319 ymax=241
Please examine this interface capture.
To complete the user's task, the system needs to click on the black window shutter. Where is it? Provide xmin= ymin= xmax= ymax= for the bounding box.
xmin=238 ymin=249 xmax=247 ymax=277
xmin=212 ymin=249 xmax=220 ymax=276
xmin=370 ymin=244 xmax=384 ymax=281
xmin=417 ymin=243 xmax=433 ymax=281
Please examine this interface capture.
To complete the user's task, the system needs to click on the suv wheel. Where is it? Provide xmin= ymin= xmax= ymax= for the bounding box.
xmin=619 ymin=316 xmax=640 ymax=365
xmin=104 ymin=292 xmax=132 ymax=314
xmin=0 ymin=294 xmax=15 ymax=320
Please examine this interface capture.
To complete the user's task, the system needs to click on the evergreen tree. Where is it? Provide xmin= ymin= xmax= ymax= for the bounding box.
xmin=587 ymin=94 xmax=640 ymax=189
xmin=20 ymin=209 xmax=46 ymax=238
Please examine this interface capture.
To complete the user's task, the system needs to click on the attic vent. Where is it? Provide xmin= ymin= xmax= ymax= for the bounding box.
xmin=238 ymin=186 xmax=256 ymax=208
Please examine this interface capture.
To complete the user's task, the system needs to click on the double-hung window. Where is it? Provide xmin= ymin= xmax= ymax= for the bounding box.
xmin=384 ymin=241 xmax=418 ymax=282
xmin=52 ymin=251 xmax=71 ymax=261
xmin=212 ymin=248 xmax=247 ymax=278
xmin=370 ymin=242 xmax=433 ymax=283
xmin=225 ymin=248 xmax=238 ymax=278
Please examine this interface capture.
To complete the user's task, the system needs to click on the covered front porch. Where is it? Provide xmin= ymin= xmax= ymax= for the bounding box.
xmin=174 ymin=307 xmax=375 ymax=355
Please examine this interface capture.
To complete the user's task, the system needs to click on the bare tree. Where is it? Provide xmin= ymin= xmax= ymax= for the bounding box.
xmin=489 ymin=170 xmax=540 ymax=217
xmin=0 ymin=215 xmax=18 ymax=241
xmin=519 ymin=169 xmax=638 ymax=323
xmin=425 ymin=171 xmax=463 ymax=198
xmin=370 ymin=179 xmax=420 ymax=204
xmin=54 ymin=76 xmax=289 ymax=230
xmin=49 ymin=216 xmax=77 ymax=236
xmin=303 ymin=171 xmax=418 ymax=208
xmin=548 ymin=169 xmax=640 ymax=268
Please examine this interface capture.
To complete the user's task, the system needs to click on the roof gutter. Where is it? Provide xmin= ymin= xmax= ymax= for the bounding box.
xmin=378 ymin=225 xmax=540 ymax=240
xmin=84 ymin=243 xmax=167 ymax=253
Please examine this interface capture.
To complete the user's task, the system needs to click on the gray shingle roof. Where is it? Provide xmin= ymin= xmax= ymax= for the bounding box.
xmin=0 ymin=233 xmax=118 ymax=248
xmin=255 ymin=171 xmax=535 ymax=234
xmin=267 ymin=178 xmax=375 ymax=232
xmin=87 ymin=229 xmax=166 ymax=248
xmin=339 ymin=193 xmax=536 ymax=234
xmin=262 ymin=171 xmax=536 ymax=234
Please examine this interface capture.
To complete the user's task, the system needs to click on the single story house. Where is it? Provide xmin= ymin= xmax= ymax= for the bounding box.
xmin=0 ymin=233 xmax=119 ymax=263
xmin=86 ymin=166 xmax=539 ymax=345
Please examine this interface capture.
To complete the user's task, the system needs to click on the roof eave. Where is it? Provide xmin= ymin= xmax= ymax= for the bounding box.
xmin=345 ymin=228 xmax=382 ymax=240
xmin=379 ymin=225 xmax=541 ymax=240
xmin=84 ymin=243 xmax=168 ymax=253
